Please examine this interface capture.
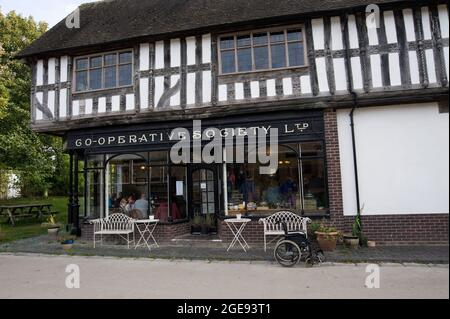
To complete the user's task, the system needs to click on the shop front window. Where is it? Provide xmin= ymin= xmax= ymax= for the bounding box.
xmin=170 ymin=166 xmax=188 ymax=221
xmin=300 ymin=142 xmax=328 ymax=214
xmin=86 ymin=170 xmax=103 ymax=219
xmin=83 ymin=155 xmax=104 ymax=219
xmin=225 ymin=143 xmax=328 ymax=217
xmin=107 ymin=153 xmax=148 ymax=219
xmin=149 ymin=165 xmax=169 ymax=221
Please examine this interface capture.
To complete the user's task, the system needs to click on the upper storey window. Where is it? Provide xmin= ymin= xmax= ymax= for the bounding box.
xmin=219 ymin=27 xmax=306 ymax=75
xmin=74 ymin=50 xmax=133 ymax=92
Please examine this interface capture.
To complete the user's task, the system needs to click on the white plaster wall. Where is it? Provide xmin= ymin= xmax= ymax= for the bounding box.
xmin=337 ymin=103 xmax=449 ymax=216
xmin=186 ymin=37 xmax=196 ymax=65
xmin=139 ymin=78 xmax=149 ymax=109
xmin=139 ymin=43 xmax=150 ymax=71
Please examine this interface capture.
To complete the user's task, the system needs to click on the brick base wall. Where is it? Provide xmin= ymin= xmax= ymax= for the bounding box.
xmin=218 ymin=220 xmax=267 ymax=247
xmin=352 ymin=214 xmax=448 ymax=244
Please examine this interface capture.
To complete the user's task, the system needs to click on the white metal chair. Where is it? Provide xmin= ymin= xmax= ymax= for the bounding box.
xmin=259 ymin=211 xmax=311 ymax=252
xmin=91 ymin=213 xmax=136 ymax=249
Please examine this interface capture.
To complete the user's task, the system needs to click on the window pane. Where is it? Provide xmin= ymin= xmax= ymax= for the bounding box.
xmin=90 ymin=56 xmax=102 ymax=68
xmin=104 ymin=54 xmax=117 ymax=66
xmin=220 ymin=37 xmax=235 ymax=49
xmin=76 ymin=58 xmax=88 ymax=70
xmin=271 ymin=31 xmax=285 ymax=43
xmin=119 ymin=52 xmax=132 ymax=64
xmin=148 ymin=150 xmax=167 ymax=164
xmin=237 ymin=35 xmax=251 ymax=47
xmin=303 ymin=159 xmax=328 ymax=213
xmin=271 ymin=44 xmax=286 ymax=68
xmin=89 ymin=69 xmax=102 ymax=90
xmin=149 ymin=166 xmax=169 ymax=221
xmin=254 ymin=46 xmax=269 ymax=70
xmin=86 ymin=170 xmax=103 ymax=219
xmin=300 ymin=142 xmax=323 ymax=158
xmin=253 ymin=33 xmax=268 ymax=45
xmin=75 ymin=71 xmax=88 ymax=91
xmin=119 ymin=64 xmax=132 ymax=86
xmin=104 ymin=66 xmax=116 ymax=88
xmin=287 ymin=30 xmax=302 ymax=42
xmin=237 ymin=48 xmax=252 ymax=72
xmin=221 ymin=50 xmax=235 ymax=74
xmin=226 ymin=146 xmax=301 ymax=217
xmin=288 ymin=42 xmax=304 ymax=66
xmin=170 ymin=167 xmax=188 ymax=220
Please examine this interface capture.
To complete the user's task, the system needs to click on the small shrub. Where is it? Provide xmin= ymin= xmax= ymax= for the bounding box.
xmin=192 ymin=213 xmax=202 ymax=227
xmin=205 ymin=214 xmax=216 ymax=227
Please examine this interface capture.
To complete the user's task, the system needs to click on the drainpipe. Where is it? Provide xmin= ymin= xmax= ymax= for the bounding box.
xmin=344 ymin=14 xmax=362 ymax=232
xmin=349 ymin=96 xmax=362 ymax=224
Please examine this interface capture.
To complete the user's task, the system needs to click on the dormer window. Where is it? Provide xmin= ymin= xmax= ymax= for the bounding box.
xmin=219 ymin=26 xmax=306 ymax=75
xmin=74 ymin=50 xmax=133 ymax=92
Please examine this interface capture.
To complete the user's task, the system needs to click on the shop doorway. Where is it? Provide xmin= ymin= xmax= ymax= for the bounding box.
xmin=188 ymin=166 xmax=220 ymax=218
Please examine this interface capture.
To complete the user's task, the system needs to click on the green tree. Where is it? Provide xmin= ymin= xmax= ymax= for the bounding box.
xmin=0 ymin=8 xmax=68 ymax=197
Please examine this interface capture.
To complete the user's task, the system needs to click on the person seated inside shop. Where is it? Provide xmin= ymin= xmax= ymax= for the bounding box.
xmin=119 ymin=195 xmax=135 ymax=213
xmin=109 ymin=193 xmax=117 ymax=209
xmin=113 ymin=192 xmax=124 ymax=209
xmin=109 ymin=192 xmax=124 ymax=214
xmin=134 ymin=194 xmax=149 ymax=219
xmin=280 ymin=177 xmax=298 ymax=209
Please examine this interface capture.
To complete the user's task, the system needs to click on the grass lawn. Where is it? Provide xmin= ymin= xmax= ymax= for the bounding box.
xmin=0 ymin=197 xmax=68 ymax=243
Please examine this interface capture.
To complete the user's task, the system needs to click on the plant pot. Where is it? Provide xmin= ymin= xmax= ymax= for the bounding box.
xmin=191 ymin=226 xmax=201 ymax=234
xmin=209 ymin=227 xmax=218 ymax=235
xmin=315 ymin=231 xmax=339 ymax=252
xmin=367 ymin=241 xmax=376 ymax=248
xmin=343 ymin=235 xmax=360 ymax=248
xmin=48 ymin=228 xmax=60 ymax=237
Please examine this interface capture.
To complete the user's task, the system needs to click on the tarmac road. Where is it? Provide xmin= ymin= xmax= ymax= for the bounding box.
xmin=0 ymin=254 xmax=448 ymax=299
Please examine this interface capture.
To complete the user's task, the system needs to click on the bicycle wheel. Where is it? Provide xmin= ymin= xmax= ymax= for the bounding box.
xmin=274 ymin=240 xmax=301 ymax=268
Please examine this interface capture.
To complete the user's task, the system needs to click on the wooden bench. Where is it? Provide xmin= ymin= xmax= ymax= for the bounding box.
xmin=259 ymin=211 xmax=311 ymax=252
xmin=91 ymin=213 xmax=135 ymax=248
xmin=0 ymin=204 xmax=53 ymax=226
xmin=41 ymin=211 xmax=60 ymax=216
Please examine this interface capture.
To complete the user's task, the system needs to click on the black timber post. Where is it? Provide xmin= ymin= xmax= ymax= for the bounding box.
xmin=70 ymin=152 xmax=81 ymax=236
xmin=67 ymin=152 xmax=74 ymax=228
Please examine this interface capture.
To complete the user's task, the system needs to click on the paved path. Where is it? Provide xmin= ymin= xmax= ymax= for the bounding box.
xmin=0 ymin=254 xmax=448 ymax=299
xmin=1 ymin=236 xmax=448 ymax=264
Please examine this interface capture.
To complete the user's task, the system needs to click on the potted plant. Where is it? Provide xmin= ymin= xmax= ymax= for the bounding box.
xmin=205 ymin=214 xmax=217 ymax=234
xmin=191 ymin=213 xmax=202 ymax=234
xmin=315 ymin=224 xmax=340 ymax=252
xmin=343 ymin=217 xmax=361 ymax=249
xmin=309 ymin=221 xmax=321 ymax=241
xmin=59 ymin=235 xmax=76 ymax=251
xmin=41 ymin=215 xmax=62 ymax=237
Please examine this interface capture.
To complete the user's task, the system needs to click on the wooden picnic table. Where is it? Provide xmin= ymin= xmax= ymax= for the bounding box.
xmin=0 ymin=204 xmax=54 ymax=226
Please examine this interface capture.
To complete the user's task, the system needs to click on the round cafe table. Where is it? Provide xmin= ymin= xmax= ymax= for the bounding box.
xmin=225 ymin=218 xmax=251 ymax=252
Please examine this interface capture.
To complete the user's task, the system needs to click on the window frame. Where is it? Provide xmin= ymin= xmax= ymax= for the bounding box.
xmin=218 ymin=25 xmax=308 ymax=76
xmin=73 ymin=49 xmax=134 ymax=94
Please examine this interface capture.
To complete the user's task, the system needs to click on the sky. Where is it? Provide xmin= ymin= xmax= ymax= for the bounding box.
xmin=0 ymin=0 xmax=100 ymax=28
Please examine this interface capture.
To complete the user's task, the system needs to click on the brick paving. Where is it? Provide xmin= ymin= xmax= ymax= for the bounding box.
xmin=0 ymin=235 xmax=448 ymax=264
